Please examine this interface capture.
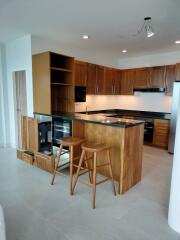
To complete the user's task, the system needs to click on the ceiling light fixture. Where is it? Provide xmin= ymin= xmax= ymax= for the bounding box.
xmin=122 ymin=49 xmax=127 ymax=53
xmin=135 ymin=17 xmax=155 ymax=38
xmin=82 ymin=35 xmax=89 ymax=39
xmin=175 ymin=40 xmax=180 ymax=44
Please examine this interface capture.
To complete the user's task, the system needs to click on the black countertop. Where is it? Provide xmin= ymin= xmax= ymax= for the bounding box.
xmin=79 ymin=109 xmax=171 ymax=120
xmin=34 ymin=112 xmax=144 ymax=128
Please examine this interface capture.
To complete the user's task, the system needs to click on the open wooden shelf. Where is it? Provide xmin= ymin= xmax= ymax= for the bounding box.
xmin=51 ymin=83 xmax=72 ymax=86
xmin=33 ymin=51 xmax=75 ymax=114
xmin=50 ymin=67 xmax=72 ymax=73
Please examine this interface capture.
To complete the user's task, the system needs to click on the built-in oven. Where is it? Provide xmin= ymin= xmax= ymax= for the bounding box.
xmin=52 ymin=117 xmax=72 ymax=147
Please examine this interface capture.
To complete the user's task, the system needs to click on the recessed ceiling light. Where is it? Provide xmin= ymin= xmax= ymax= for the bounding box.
xmin=175 ymin=40 xmax=180 ymax=44
xmin=82 ymin=35 xmax=89 ymax=39
xmin=122 ymin=49 xmax=127 ymax=53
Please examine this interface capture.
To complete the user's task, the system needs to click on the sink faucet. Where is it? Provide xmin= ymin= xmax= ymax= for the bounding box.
xmin=85 ymin=105 xmax=88 ymax=114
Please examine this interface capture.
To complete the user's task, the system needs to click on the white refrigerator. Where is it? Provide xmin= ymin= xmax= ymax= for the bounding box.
xmin=168 ymin=82 xmax=180 ymax=153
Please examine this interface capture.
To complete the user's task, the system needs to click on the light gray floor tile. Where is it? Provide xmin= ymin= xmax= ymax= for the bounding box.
xmin=0 ymin=146 xmax=180 ymax=240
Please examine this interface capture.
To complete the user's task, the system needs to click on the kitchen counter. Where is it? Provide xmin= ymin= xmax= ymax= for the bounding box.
xmin=79 ymin=109 xmax=171 ymax=120
xmin=34 ymin=111 xmax=144 ymax=194
xmin=34 ymin=112 xmax=144 ymax=128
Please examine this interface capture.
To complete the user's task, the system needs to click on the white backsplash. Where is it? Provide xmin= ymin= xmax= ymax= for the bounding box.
xmin=75 ymin=93 xmax=172 ymax=113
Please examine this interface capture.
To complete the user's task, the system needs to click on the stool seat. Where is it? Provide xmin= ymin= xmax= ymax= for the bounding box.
xmin=82 ymin=142 xmax=110 ymax=152
xmin=60 ymin=137 xmax=85 ymax=146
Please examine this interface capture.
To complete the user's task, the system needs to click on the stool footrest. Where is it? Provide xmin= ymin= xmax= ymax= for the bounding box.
xmin=96 ymin=177 xmax=109 ymax=185
xmin=96 ymin=163 xmax=110 ymax=168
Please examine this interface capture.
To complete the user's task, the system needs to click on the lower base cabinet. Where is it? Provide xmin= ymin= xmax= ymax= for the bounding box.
xmin=16 ymin=150 xmax=34 ymax=165
xmin=153 ymin=119 xmax=169 ymax=148
xmin=34 ymin=152 xmax=54 ymax=173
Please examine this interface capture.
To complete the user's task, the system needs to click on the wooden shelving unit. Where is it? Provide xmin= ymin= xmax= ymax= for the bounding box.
xmin=33 ymin=51 xmax=75 ymax=114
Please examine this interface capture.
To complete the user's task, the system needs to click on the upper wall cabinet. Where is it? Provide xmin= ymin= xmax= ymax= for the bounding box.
xmin=176 ymin=63 xmax=180 ymax=81
xmin=165 ymin=65 xmax=176 ymax=96
xmin=33 ymin=51 xmax=74 ymax=114
xmin=104 ymin=67 xmax=113 ymax=94
xmin=87 ymin=63 xmax=97 ymax=94
xmin=149 ymin=66 xmax=166 ymax=88
xmin=133 ymin=68 xmax=150 ymax=89
xmin=74 ymin=60 xmax=87 ymax=86
xmin=120 ymin=70 xmax=134 ymax=95
xmin=112 ymin=69 xmax=121 ymax=95
xmin=86 ymin=64 xmax=105 ymax=94
xmin=96 ymin=65 xmax=105 ymax=94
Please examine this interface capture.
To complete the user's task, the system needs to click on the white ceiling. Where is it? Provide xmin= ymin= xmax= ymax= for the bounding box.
xmin=1 ymin=0 xmax=180 ymax=59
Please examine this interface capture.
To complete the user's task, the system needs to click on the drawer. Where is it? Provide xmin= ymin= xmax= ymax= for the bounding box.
xmin=34 ymin=152 xmax=54 ymax=173
xmin=154 ymin=128 xmax=169 ymax=135
xmin=22 ymin=152 xmax=34 ymax=165
xmin=16 ymin=149 xmax=23 ymax=160
xmin=154 ymin=119 xmax=169 ymax=127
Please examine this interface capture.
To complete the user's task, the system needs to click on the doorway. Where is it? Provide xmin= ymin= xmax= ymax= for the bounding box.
xmin=14 ymin=70 xmax=27 ymax=148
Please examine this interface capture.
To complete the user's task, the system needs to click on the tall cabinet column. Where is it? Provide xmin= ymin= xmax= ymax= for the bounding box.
xmin=168 ymin=88 xmax=180 ymax=233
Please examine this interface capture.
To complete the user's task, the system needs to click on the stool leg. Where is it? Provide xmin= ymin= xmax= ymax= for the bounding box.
xmin=72 ymin=149 xmax=85 ymax=194
xmin=51 ymin=144 xmax=63 ymax=185
xmin=84 ymin=152 xmax=92 ymax=184
xmin=107 ymin=150 xmax=116 ymax=196
xmin=69 ymin=145 xmax=73 ymax=195
xmin=92 ymin=152 xmax=97 ymax=209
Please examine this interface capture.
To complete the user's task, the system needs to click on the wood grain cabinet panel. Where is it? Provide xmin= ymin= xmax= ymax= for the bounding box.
xmin=27 ymin=117 xmax=38 ymax=153
xmin=34 ymin=152 xmax=54 ymax=173
xmin=133 ymin=68 xmax=150 ymax=89
xmin=113 ymin=69 xmax=121 ymax=94
xmin=74 ymin=60 xmax=87 ymax=86
xmin=165 ymin=65 xmax=176 ymax=96
xmin=96 ymin=65 xmax=105 ymax=94
xmin=87 ymin=63 xmax=97 ymax=94
xmin=176 ymin=63 xmax=180 ymax=81
xmin=149 ymin=66 xmax=166 ymax=88
xmin=120 ymin=70 xmax=134 ymax=95
xmin=153 ymin=119 xmax=170 ymax=149
xmin=104 ymin=67 xmax=113 ymax=94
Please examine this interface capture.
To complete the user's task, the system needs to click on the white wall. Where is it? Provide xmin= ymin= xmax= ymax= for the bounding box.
xmin=117 ymin=50 xmax=180 ymax=69
xmin=0 ymin=46 xmax=5 ymax=147
xmin=75 ymin=93 xmax=172 ymax=113
xmin=5 ymin=35 xmax=33 ymax=147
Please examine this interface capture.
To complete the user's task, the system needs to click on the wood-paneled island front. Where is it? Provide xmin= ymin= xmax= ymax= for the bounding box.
xmin=35 ymin=112 xmax=144 ymax=194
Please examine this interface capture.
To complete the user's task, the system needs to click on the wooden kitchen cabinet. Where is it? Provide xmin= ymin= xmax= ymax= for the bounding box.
xmin=153 ymin=119 xmax=169 ymax=149
xmin=74 ymin=60 xmax=87 ymax=86
xmin=34 ymin=152 xmax=54 ymax=173
xmin=87 ymin=63 xmax=97 ymax=94
xmin=21 ymin=116 xmax=38 ymax=153
xmin=176 ymin=63 xmax=180 ymax=81
xmin=149 ymin=66 xmax=166 ymax=88
xmin=120 ymin=70 xmax=134 ymax=95
xmin=165 ymin=65 xmax=176 ymax=95
xmin=87 ymin=64 xmax=105 ymax=94
xmin=104 ymin=67 xmax=113 ymax=94
xmin=133 ymin=68 xmax=150 ymax=89
xmin=96 ymin=65 xmax=105 ymax=94
xmin=33 ymin=51 xmax=74 ymax=114
xmin=113 ymin=69 xmax=121 ymax=94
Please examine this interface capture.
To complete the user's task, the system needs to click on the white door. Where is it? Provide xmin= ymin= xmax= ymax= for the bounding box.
xmin=14 ymin=71 xmax=27 ymax=148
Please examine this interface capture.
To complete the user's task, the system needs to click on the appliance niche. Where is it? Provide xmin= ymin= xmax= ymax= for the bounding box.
xmin=52 ymin=117 xmax=72 ymax=147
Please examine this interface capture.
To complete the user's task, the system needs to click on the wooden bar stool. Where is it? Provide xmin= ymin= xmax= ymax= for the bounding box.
xmin=72 ymin=142 xmax=116 ymax=208
xmin=51 ymin=136 xmax=85 ymax=195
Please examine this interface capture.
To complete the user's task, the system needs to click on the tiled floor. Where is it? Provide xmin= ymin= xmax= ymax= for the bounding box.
xmin=0 ymin=146 xmax=180 ymax=240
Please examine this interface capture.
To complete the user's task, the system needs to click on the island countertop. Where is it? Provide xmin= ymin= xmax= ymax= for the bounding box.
xmin=34 ymin=112 xmax=144 ymax=128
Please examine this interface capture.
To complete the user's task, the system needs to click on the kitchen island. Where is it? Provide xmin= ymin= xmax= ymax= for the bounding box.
xmin=34 ymin=112 xmax=144 ymax=194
